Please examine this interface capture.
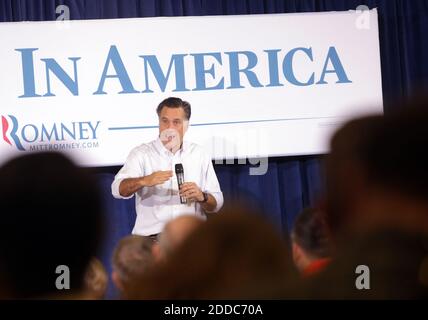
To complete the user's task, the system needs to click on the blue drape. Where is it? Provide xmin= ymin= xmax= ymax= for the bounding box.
xmin=2 ymin=0 xmax=427 ymax=298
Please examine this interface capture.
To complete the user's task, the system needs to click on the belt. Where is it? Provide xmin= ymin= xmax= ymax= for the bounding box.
xmin=147 ymin=233 xmax=160 ymax=243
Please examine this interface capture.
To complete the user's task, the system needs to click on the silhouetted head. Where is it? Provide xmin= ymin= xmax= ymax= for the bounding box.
xmin=112 ymin=235 xmax=153 ymax=295
xmin=326 ymin=96 xmax=428 ymax=238
xmin=0 ymin=152 xmax=103 ymax=298
xmin=129 ymin=205 xmax=295 ymax=299
xmin=291 ymin=207 xmax=331 ymax=273
xmin=153 ymin=215 xmax=204 ymax=261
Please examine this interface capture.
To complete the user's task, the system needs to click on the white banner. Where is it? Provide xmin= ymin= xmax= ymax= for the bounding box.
xmin=0 ymin=10 xmax=383 ymax=166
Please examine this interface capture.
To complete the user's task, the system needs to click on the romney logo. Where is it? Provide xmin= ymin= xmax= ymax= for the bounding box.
xmin=1 ymin=115 xmax=101 ymax=151
xmin=2 ymin=115 xmax=25 ymax=150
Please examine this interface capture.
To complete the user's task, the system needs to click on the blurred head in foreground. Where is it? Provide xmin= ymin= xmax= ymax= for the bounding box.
xmin=326 ymin=98 xmax=428 ymax=238
xmin=291 ymin=207 xmax=331 ymax=277
xmin=128 ymin=205 xmax=295 ymax=299
xmin=112 ymin=235 xmax=154 ymax=296
xmin=0 ymin=152 xmax=103 ymax=299
xmin=83 ymin=257 xmax=108 ymax=300
xmin=306 ymin=97 xmax=428 ymax=299
xmin=152 ymin=215 xmax=204 ymax=262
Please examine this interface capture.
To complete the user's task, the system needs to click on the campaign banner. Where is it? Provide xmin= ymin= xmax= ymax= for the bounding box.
xmin=0 ymin=10 xmax=383 ymax=166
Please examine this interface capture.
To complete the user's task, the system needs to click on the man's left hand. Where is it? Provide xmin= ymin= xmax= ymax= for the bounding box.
xmin=179 ymin=182 xmax=204 ymax=202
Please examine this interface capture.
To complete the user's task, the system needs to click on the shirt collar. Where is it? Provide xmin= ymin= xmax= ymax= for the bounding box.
xmin=154 ymin=137 xmax=187 ymax=157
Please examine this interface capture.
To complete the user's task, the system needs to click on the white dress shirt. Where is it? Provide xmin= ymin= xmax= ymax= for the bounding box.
xmin=111 ymin=138 xmax=224 ymax=236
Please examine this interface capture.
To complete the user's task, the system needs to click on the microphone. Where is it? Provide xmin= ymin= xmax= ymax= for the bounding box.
xmin=175 ymin=163 xmax=186 ymax=204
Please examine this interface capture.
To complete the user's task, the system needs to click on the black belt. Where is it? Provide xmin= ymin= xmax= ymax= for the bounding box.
xmin=147 ymin=233 xmax=160 ymax=243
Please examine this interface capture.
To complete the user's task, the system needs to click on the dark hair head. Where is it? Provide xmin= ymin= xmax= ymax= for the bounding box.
xmin=291 ymin=207 xmax=330 ymax=258
xmin=112 ymin=235 xmax=153 ymax=284
xmin=0 ymin=152 xmax=103 ymax=298
xmin=326 ymin=95 xmax=428 ymax=235
xmin=156 ymin=97 xmax=191 ymax=120
xmin=330 ymin=98 xmax=428 ymax=201
xmin=127 ymin=205 xmax=295 ymax=299
xmin=363 ymin=105 xmax=428 ymax=199
xmin=326 ymin=115 xmax=383 ymax=234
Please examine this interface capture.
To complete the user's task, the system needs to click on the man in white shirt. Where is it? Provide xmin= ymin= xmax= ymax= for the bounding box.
xmin=111 ymin=97 xmax=224 ymax=237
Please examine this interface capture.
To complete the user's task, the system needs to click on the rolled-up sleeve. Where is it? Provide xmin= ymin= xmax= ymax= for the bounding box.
xmin=111 ymin=149 xmax=144 ymax=199
xmin=209 ymin=191 xmax=224 ymax=213
xmin=203 ymin=155 xmax=224 ymax=213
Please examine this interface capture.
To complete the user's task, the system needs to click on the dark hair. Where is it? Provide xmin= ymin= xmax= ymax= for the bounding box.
xmin=326 ymin=95 xmax=428 ymax=235
xmin=363 ymin=104 xmax=428 ymax=199
xmin=292 ymin=208 xmax=330 ymax=258
xmin=156 ymin=97 xmax=191 ymax=120
xmin=330 ymin=97 xmax=428 ymax=200
xmin=127 ymin=205 xmax=295 ymax=299
xmin=326 ymin=115 xmax=382 ymax=235
xmin=0 ymin=152 xmax=103 ymax=298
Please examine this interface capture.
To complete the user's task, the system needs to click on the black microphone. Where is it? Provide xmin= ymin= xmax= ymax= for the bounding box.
xmin=175 ymin=163 xmax=186 ymax=204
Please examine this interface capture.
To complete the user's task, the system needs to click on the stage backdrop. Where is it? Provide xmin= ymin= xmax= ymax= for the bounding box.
xmin=0 ymin=10 xmax=383 ymax=166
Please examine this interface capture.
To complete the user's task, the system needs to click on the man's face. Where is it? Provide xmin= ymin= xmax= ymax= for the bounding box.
xmin=158 ymin=106 xmax=188 ymax=150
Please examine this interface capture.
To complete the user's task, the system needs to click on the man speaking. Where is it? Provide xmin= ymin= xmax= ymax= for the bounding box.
xmin=111 ymin=97 xmax=223 ymax=238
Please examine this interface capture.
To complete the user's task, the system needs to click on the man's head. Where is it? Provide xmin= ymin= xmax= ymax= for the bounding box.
xmin=325 ymin=115 xmax=382 ymax=237
xmin=291 ymin=207 xmax=331 ymax=273
xmin=153 ymin=215 xmax=204 ymax=261
xmin=0 ymin=152 xmax=102 ymax=298
xmin=326 ymin=96 xmax=428 ymax=238
xmin=157 ymin=97 xmax=191 ymax=151
xmin=127 ymin=206 xmax=294 ymax=299
xmin=83 ymin=258 xmax=108 ymax=300
xmin=112 ymin=235 xmax=154 ymax=295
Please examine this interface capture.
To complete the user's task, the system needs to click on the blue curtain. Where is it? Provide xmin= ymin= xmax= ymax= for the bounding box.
xmin=2 ymin=0 xmax=427 ymax=298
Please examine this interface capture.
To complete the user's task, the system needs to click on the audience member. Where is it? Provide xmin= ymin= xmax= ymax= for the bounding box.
xmin=152 ymin=215 xmax=204 ymax=261
xmin=291 ymin=207 xmax=331 ymax=277
xmin=128 ymin=205 xmax=296 ymax=299
xmin=0 ymin=152 xmax=103 ymax=299
xmin=112 ymin=235 xmax=154 ymax=297
xmin=82 ymin=257 xmax=108 ymax=299
xmin=299 ymin=98 xmax=428 ymax=299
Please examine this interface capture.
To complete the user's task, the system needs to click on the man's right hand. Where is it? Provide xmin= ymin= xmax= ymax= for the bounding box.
xmin=119 ymin=170 xmax=173 ymax=197
xmin=142 ymin=170 xmax=173 ymax=187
